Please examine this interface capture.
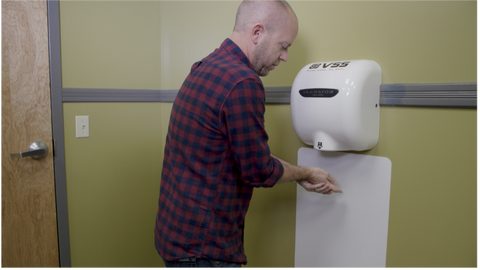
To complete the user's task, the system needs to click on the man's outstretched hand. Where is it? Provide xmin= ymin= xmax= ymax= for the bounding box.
xmin=296 ymin=167 xmax=342 ymax=195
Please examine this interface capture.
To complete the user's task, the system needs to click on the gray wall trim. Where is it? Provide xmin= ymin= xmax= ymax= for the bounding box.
xmin=62 ymin=87 xmax=291 ymax=103
xmin=264 ymin=86 xmax=291 ymax=104
xmin=62 ymin=83 xmax=477 ymax=108
xmin=47 ymin=0 xmax=71 ymax=267
xmin=380 ymin=83 xmax=477 ymax=108
xmin=62 ymin=88 xmax=178 ymax=103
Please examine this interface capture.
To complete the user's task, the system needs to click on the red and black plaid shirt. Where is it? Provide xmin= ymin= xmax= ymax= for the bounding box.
xmin=155 ymin=39 xmax=284 ymax=264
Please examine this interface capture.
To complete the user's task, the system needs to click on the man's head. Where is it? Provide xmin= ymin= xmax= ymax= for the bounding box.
xmin=230 ymin=0 xmax=298 ymax=77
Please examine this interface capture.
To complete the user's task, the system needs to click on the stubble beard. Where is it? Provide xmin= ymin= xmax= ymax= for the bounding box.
xmin=251 ymin=40 xmax=272 ymax=77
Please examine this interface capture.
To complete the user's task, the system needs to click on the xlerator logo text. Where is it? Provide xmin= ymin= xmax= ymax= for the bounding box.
xmin=299 ymin=88 xmax=339 ymax=98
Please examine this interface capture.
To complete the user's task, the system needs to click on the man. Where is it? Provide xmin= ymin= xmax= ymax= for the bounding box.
xmin=155 ymin=0 xmax=342 ymax=267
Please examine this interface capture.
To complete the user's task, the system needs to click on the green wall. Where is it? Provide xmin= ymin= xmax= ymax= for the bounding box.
xmin=60 ymin=0 xmax=476 ymax=267
xmin=63 ymin=103 xmax=165 ymax=267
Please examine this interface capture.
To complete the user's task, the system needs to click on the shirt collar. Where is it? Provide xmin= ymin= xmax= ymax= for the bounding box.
xmin=220 ymin=38 xmax=253 ymax=70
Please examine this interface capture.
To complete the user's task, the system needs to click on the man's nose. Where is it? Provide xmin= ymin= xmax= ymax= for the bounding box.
xmin=279 ymin=50 xmax=288 ymax=62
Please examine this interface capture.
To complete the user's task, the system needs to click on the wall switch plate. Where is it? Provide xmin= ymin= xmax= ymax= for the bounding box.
xmin=76 ymin=116 xmax=89 ymax=138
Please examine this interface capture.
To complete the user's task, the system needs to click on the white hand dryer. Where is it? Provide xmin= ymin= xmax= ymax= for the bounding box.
xmin=291 ymin=60 xmax=382 ymax=151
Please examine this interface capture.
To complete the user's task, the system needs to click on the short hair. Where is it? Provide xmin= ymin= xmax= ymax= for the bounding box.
xmin=233 ymin=0 xmax=296 ymax=34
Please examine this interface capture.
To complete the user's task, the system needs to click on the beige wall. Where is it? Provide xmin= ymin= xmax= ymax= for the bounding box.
xmin=60 ymin=0 xmax=476 ymax=267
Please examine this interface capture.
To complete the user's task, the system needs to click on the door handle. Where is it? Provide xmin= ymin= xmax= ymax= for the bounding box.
xmin=10 ymin=141 xmax=49 ymax=159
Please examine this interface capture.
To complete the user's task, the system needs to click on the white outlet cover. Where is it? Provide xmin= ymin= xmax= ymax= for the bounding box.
xmin=75 ymin=115 xmax=89 ymax=138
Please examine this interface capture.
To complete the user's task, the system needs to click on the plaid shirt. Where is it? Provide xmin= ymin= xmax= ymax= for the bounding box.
xmin=155 ymin=39 xmax=284 ymax=264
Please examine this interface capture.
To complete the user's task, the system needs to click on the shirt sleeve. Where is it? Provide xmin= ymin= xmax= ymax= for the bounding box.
xmin=221 ymin=79 xmax=284 ymax=188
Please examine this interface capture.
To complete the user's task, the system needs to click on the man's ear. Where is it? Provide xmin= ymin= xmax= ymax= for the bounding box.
xmin=251 ymin=23 xmax=264 ymax=45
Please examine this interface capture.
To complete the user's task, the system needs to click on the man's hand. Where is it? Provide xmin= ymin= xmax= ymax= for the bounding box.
xmin=272 ymin=154 xmax=342 ymax=195
xmin=296 ymin=167 xmax=342 ymax=195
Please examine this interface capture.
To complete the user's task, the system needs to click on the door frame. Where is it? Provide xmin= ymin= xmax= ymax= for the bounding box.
xmin=47 ymin=0 xmax=70 ymax=267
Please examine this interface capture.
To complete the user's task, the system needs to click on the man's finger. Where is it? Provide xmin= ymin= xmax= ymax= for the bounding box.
xmin=328 ymin=175 xmax=338 ymax=185
xmin=331 ymin=185 xmax=343 ymax=193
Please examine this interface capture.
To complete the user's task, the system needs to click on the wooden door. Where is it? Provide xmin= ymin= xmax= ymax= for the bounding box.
xmin=2 ymin=0 xmax=59 ymax=267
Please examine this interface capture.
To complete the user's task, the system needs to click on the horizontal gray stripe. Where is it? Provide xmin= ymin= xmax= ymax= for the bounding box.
xmin=62 ymin=83 xmax=477 ymax=108
xmin=62 ymin=88 xmax=178 ymax=102
xmin=61 ymin=87 xmax=291 ymax=103
xmin=264 ymin=86 xmax=291 ymax=104
xmin=380 ymin=83 xmax=476 ymax=108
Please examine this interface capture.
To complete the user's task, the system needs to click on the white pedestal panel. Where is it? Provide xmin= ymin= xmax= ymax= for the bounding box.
xmin=295 ymin=148 xmax=392 ymax=267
